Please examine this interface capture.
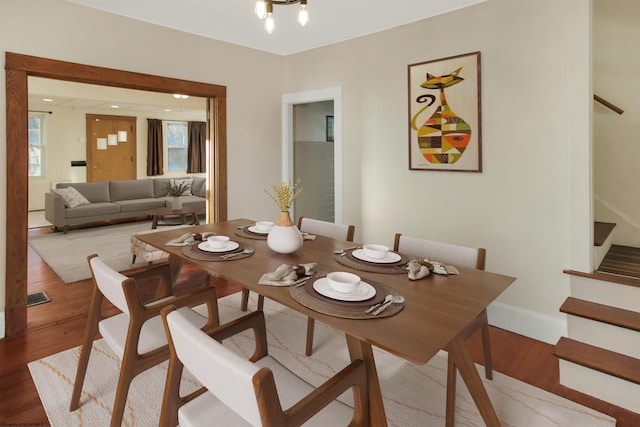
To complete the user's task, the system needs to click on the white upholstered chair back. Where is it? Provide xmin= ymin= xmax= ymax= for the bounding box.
xmin=298 ymin=217 xmax=355 ymax=242
xmin=394 ymin=234 xmax=485 ymax=270
xmin=166 ymin=309 xmax=263 ymax=426
xmin=89 ymin=256 xmax=130 ymax=314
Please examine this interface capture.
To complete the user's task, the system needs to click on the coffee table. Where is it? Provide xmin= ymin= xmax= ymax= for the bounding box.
xmin=145 ymin=206 xmax=202 ymax=229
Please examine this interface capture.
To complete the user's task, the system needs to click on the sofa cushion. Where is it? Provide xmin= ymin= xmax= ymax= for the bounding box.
xmin=153 ymin=178 xmax=173 ymax=197
xmin=110 ymin=179 xmax=154 ymax=202
xmin=57 ymin=181 xmax=110 ymax=203
xmin=52 ymin=187 xmax=90 ymax=208
xmin=191 ymin=177 xmax=206 ymax=198
xmin=115 ymin=198 xmax=166 ymax=213
xmin=66 ymin=202 xmax=121 ymax=218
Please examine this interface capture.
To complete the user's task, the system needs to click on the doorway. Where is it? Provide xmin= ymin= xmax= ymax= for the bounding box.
xmin=5 ymin=52 xmax=228 ymax=337
xmin=292 ymin=101 xmax=335 ymax=222
xmin=282 ymin=87 xmax=343 ymax=223
xmin=86 ymin=114 xmax=136 ymax=181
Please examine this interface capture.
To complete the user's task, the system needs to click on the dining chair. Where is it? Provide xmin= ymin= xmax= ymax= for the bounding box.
xmin=393 ymin=233 xmax=492 ymax=379
xmin=159 ymin=306 xmax=370 ymax=427
xmin=69 ymin=254 xmax=219 ymax=427
xmin=241 ymin=217 xmax=356 ymax=356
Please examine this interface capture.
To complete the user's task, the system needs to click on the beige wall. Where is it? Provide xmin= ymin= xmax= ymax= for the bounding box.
xmin=1 ymin=0 xmax=593 ymax=343
xmin=283 ymin=0 xmax=591 ymax=341
xmin=593 ymin=0 xmax=640 ymax=246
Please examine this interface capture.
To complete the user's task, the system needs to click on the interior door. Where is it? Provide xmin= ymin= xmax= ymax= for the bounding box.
xmin=86 ymin=114 xmax=136 ymax=181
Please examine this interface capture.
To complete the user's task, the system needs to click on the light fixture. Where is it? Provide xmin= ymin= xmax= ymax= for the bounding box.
xmin=173 ymin=94 xmax=189 ymax=99
xmin=255 ymin=0 xmax=309 ymax=34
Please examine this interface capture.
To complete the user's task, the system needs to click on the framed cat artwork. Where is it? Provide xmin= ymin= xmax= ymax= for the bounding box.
xmin=407 ymin=51 xmax=482 ymax=172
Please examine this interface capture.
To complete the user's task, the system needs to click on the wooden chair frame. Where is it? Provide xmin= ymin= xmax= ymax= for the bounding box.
xmin=160 ymin=307 xmax=370 ymax=427
xmin=241 ymin=217 xmax=355 ymax=356
xmin=393 ymin=233 xmax=490 ymax=426
xmin=69 ymin=254 xmax=219 ymax=427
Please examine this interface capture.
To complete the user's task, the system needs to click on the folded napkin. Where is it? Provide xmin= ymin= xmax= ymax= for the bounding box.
xmin=258 ymin=263 xmax=318 ymax=286
xmin=406 ymin=260 xmax=431 ymax=280
xmin=301 ymin=232 xmax=316 ymax=241
xmin=166 ymin=232 xmax=216 ymax=246
xmin=167 ymin=233 xmax=195 ymax=246
xmin=425 ymin=259 xmax=459 ymax=275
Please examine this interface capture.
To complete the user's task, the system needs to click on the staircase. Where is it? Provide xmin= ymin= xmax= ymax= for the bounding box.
xmin=556 ymin=222 xmax=640 ymax=414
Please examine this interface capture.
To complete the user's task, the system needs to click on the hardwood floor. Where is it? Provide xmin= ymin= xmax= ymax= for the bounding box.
xmin=598 ymin=244 xmax=640 ymax=279
xmin=1 ymin=225 xmax=639 ymax=426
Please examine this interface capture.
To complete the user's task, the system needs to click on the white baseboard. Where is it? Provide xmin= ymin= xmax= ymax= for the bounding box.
xmin=0 ymin=311 xmax=5 ymax=339
xmin=488 ymin=302 xmax=567 ymax=345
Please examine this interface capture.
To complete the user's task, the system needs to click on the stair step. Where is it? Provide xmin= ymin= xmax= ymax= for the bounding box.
xmin=594 ymin=221 xmax=616 ymax=247
xmin=554 ymin=337 xmax=640 ymax=385
xmin=560 ymin=297 xmax=640 ymax=332
xmin=564 ymin=269 xmax=640 ymax=289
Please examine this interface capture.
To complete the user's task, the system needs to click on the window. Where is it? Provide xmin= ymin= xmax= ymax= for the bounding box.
xmin=165 ymin=121 xmax=188 ymax=171
xmin=28 ymin=113 xmax=45 ymax=177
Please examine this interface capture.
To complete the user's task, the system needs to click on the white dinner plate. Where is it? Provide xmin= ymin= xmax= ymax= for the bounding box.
xmin=351 ymin=249 xmax=402 ymax=264
xmin=313 ymin=278 xmax=376 ymax=302
xmin=247 ymin=225 xmax=269 ymax=235
xmin=197 ymin=241 xmax=240 ymax=253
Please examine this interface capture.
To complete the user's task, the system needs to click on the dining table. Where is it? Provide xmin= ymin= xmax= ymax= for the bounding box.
xmin=136 ymin=218 xmax=516 ymax=426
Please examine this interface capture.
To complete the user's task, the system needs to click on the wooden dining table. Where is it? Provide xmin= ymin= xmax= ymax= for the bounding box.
xmin=136 ymin=218 xmax=516 ymax=426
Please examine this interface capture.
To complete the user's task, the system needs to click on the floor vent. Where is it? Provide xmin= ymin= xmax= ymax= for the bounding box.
xmin=27 ymin=291 xmax=51 ymax=307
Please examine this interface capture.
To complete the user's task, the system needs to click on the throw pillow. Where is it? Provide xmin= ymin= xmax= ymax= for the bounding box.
xmin=169 ymin=178 xmax=193 ymax=196
xmin=53 ymin=186 xmax=91 ymax=208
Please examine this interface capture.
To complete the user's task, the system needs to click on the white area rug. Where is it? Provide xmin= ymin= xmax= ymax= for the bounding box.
xmin=28 ymin=221 xmax=186 ymax=284
xmin=29 ymin=293 xmax=616 ymax=427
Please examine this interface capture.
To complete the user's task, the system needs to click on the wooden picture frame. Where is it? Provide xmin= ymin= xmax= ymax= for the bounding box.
xmin=326 ymin=115 xmax=334 ymax=142
xmin=408 ymin=51 xmax=482 ymax=172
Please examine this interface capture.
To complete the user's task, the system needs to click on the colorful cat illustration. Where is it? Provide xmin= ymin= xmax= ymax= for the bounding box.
xmin=411 ymin=67 xmax=471 ymax=164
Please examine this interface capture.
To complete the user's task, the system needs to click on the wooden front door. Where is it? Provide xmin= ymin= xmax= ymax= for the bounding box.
xmin=86 ymin=114 xmax=136 ymax=181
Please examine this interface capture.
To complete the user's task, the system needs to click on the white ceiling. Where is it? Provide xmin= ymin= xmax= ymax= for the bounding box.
xmin=67 ymin=0 xmax=486 ymax=56
xmin=33 ymin=0 xmax=485 ymax=111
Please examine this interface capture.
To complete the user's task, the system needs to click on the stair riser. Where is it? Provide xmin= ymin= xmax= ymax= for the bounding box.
xmin=570 ymin=276 xmax=640 ymax=312
xmin=559 ymin=360 xmax=640 ymax=414
xmin=567 ymin=315 xmax=640 ymax=359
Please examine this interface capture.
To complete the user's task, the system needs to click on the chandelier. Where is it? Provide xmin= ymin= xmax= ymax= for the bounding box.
xmin=255 ymin=0 xmax=309 ymax=34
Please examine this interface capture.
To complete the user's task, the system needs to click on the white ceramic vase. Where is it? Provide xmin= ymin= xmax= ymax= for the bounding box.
xmin=170 ymin=196 xmax=182 ymax=210
xmin=267 ymin=211 xmax=303 ymax=254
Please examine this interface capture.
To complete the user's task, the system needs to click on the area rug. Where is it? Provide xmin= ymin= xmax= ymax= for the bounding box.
xmin=28 ymin=221 xmax=188 ymax=284
xmin=29 ymin=293 xmax=616 ymax=427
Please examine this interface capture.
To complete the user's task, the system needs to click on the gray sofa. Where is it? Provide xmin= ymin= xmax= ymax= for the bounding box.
xmin=45 ymin=177 xmax=206 ymax=233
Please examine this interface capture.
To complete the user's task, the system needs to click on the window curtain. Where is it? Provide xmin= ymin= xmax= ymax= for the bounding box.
xmin=147 ymin=119 xmax=163 ymax=176
xmin=187 ymin=121 xmax=206 ymax=173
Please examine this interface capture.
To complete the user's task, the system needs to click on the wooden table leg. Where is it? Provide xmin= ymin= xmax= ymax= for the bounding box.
xmin=192 ymin=213 xmax=200 ymax=226
xmin=346 ymin=335 xmax=387 ymax=427
xmin=446 ymin=335 xmax=500 ymax=427
xmin=151 ymin=215 xmax=159 ymax=229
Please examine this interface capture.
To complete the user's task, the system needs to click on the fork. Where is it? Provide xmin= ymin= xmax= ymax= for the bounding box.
xmin=292 ymin=270 xmax=325 ymax=287
xmin=220 ymin=246 xmax=254 ymax=259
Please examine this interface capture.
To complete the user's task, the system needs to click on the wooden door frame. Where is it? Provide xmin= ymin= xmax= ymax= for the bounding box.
xmin=85 ymin=114 xmax=137 ymax=181
xmin=4 ymin=52 xmax=228 ymax=336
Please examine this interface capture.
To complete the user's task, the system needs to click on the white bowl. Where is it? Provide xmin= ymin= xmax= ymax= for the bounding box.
xmin=255 ymin=221 xmax=274 ymax=232
xmin=363 ymin=244 xmax=389 ymax=259
xmin=207 ymin=235 xmax=230 ymax=248
xmin=326 ymin=272 xmax=361 ymax=294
